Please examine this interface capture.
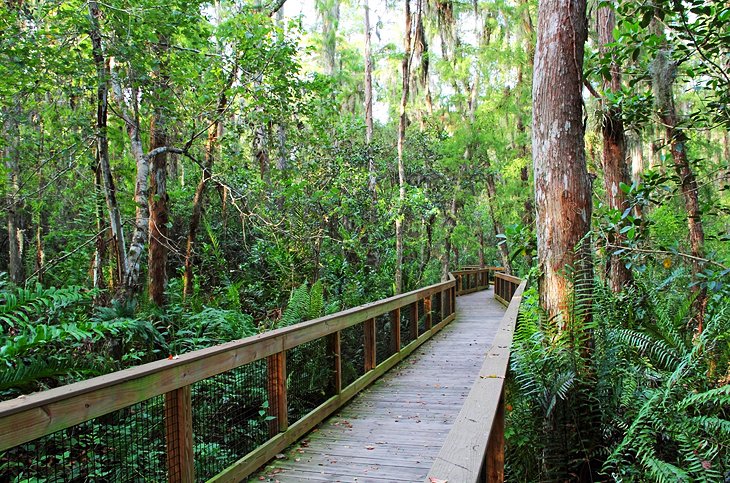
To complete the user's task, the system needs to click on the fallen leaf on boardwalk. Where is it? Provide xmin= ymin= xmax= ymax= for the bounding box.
xmin=275 ymin=453 xmax=286 ymax=460
xmin=258 ymin=477 xmax=265 ymax=481
xmin=428 ymin=478 xmax=448 ymax=483
xmin=365 ymin=445 xmax=375 ymax=450
xmin=480 ymin=374 xmax=503 ymax=379
xmin=294 ymin=458 xmax=301 ymax=462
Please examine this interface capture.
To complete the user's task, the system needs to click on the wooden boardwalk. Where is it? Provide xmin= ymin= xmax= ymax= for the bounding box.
xmin=251 ymin=289 xmax=507 ymax=482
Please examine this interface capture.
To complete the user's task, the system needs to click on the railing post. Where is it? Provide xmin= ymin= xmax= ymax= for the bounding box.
xmin=485 ymin=389 xmax=505 ymax=482
xmin=410 ymin=301 xmax=419 ymax=340
xmin=329 ymin=331 xmax=342 ymax=394
xmin=165 ymin=385 xmax=194 ymax=483
xmin=364 ymin=318 xmax=376 ymax=371
xmin=440 ymin=289 xmax=446 ymax=322
xmin=390 ymin=308 xmax=401 ymax=353
xmin=450 ymin=286 xmax=455 ymax=315
xmin=267 ymin=351 xmax=287 ymax=436
xmin=425 ymin=296 xmax=432 ymax=330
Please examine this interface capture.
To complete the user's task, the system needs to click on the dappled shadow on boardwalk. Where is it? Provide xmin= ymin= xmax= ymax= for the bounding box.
xmin=251 ymin=289 xmax=506 ymax=482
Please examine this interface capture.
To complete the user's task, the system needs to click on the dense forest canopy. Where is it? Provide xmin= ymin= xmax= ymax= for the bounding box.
xmin=0 ymin=0 xmax=728 ymax=480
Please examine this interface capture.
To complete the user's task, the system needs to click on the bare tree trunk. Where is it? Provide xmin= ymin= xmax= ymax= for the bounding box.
xmin=183 ymin=65 xmax=238 ymax=297
xmin=3 ymin=105 xmax=24 ymax=285
xmin=110 ymin=64 xmax=150 ymax=298
xmin=395 ymin=0 xmax=412 ymax=294
xmin=319 ymin=0 xmax=340 ymax=75
xmin=441 ymin=196 xmax=457 ymax=281
xmin=598 ymin=4 xmax=632 ymax=292
xmin=92 ymin=161 xmax=106 ymax=290
xmin=532 ymin=0 xmax=591 ymax=322
xmin=364 ymin=0 xmax=376 ymax=196
xmin=253 ymin=121 xmax=269 ymax=180
xmin=722 ymin=130 xmax=730 ymax=181
xmin=484 ymin=172 xmax=511 ymax=273
xmin=148 ymin=37 xmax=170 ymax=306
xmin=651 ymin=48 xmax=707 ymax=329
xmin=88 ymin=1 xmax=126 ymax=287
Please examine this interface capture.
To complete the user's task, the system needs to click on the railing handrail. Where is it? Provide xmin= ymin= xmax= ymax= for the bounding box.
xmin=0 ymin=275 xmax=459 ymax=451
xmin=0 ymin=266 xmax=503 ymax=482
xmin=427 ymin=276 xmax=526 ymax=483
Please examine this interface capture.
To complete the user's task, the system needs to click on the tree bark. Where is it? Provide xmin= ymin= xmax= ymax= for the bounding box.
xmin=441 ymin=196 xmax=457 ymax=281
xmin=395 ymin=0 xmax=412 ymax=294
xmin=598 ymin=4 xmax=632 ymax=292
xmin=651 ymin=48 xmax=707 ymax=329
xmin=3 ymin=105 xmax=24 ymax=285
xmin=88 ymin=1 xmax=126 ymax=288
xmin=364 ymin=0 xmax=376 ymax=196
xmin=532 ymin=0 xmax=592 ymax=322
xmin=148 ymin=37 xmax=171 ymax=306
xmin=110 ymin=65 xmax=150 ymax=299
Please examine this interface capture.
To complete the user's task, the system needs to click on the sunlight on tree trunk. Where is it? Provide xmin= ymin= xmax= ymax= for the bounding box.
xmin=532 ymin=0 xmax=592 ymax=323
xmin=598 ymin=3 xmax=633 ymax=292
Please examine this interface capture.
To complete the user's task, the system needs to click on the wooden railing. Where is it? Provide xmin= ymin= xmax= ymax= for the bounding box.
xmin=427 ymin=272 xmax=526 ymax=483
xmin=453 ymin=266 xmax=501 ymax=296
xmin=494 ymin=271 xmax=522 ymax=306
xmin=0 ymin=268 xmax=501 ymax=483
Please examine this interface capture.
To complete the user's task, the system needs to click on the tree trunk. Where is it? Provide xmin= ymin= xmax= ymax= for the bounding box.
xmin=364 ymin=0 xmax=376 ymax=196
xmin=651 ymin=48 xmax=707 ymax=329
xmin=484 ymin=170 xmax=511 ymax=273
xmin=319 ymin=0 xmax=340 ymax=75
xmin=148 ymin=37 xmax=170 ymax=306
xmin=598 ymin=4 xmax=632 ymax=292
xmin=183 ymin=65 xmax=237 ymax=297
xmin=88 ymin=1 xmax=126 ymax=287
xmin=395 ymin=0 xmax=412 ymax=294
xmin=532 ymin=0 xmax=592 ymax=322
xmin=110 ymin=65 xmax=150 ymax=298
xmin=3 ymin=105 xmax=24 ymax=285
xmin=92 ymin=161 xmax=106 ymax=290
xmin=441 ymin=193 xmax=458 ymax=281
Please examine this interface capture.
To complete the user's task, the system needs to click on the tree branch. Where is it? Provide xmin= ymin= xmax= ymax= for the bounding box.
xmin=583 ymin=78 xmax=601 ymax=99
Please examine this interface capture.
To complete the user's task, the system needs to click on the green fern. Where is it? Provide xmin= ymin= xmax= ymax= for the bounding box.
xmin=0 ymin=283 xmax=91 ymax=328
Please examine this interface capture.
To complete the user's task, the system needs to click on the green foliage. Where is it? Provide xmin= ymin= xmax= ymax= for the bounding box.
xmin=507 ymin=266 xmax=730 ymax=482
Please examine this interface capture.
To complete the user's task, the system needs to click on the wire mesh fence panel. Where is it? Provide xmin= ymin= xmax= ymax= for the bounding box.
xmin=375 ymin=313 xmax=394 ymax=364
xmin=340 ymin=323 xmax=365 ymax=388
xmin=0 ymin=395 xmax=167 ymax=483
xmin=417 ymin=298 xmax=427 ymax=334
xmin=191 ymin=359 xmax=270 ymax=481
xmin=431 ymin=292 xmax=442 ymax=326
xmin=286 ymin=338 xmax=335 ymax=424
xmin=400 ymin=304 xmax=415 ymax=349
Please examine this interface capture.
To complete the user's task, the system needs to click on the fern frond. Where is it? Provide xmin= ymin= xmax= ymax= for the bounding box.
xmin=613 ymin=328 xmax=682 ymax=370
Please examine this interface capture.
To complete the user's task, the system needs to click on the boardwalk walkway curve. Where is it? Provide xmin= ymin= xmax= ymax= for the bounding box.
xmin=252 ymin=289 xmax=507 ymax=482
xmin=0 ymin=268 xmax=524 ymax=483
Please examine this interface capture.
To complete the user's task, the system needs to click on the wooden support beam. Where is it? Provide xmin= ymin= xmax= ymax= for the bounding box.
xmin=441 ymin=290 xmax=446 ymax=322
xmin=267 ymin=352 xmax=287 ymax=435
xmin=485 ymin=391 xmax=505 ymax=483
xmin=165 ymin=385 xmax=194 ymax=483
xmin=329 ymin=331 xmax=342 ymax=395
xmin=424 ymin=297 xmax=432 ymax=330
xmin=364 ymin=318 xmax=376 ymax=371
xmin=410 ymin=301 xmax=419 ymax=340
xmin=391 ymin=308 xmax=401 ymax=354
